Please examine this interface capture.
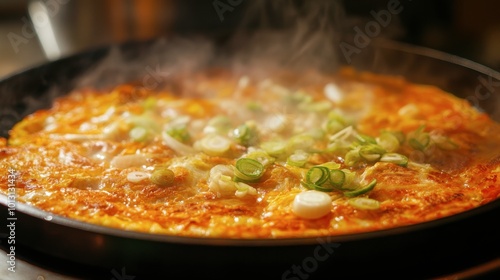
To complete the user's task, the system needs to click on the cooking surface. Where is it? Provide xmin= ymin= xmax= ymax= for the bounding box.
xmin=1 ymin=242 xmax=499 ymax=279
xmin=2 ymin=1 xmax=500 ymax=279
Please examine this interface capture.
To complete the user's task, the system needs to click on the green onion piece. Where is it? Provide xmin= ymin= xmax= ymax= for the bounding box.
xmin=356 ymin=134 xmax=377 ymax=145
xmin=348 ymin=197 xmax=380 ymax=210
xmin=246 ymin=149 xmax=275 ymax=167
xmin=246 ymin=102 xmax=262 ymax=112
xmin=380 ymin=153 xmax=409 ymax=167
xmin=432 ymin=134 xmax=458 ymax=150
xmin=306 ymin=166 xmax=330 ymax=186
xmin=299 ymin=101 xmax=332 ymax=112
xmin=129 ymin=126 xmax=149 ymax=142
xmin=200 ymin=135 xmax=232 ymax=156
xmin=377 ymin=132 xmax=400 ymax=153
xmin=391 ymin=131 xmax=406 ymax=144
xmin=129 ymin=114 xmax=160 ymax=132
xmin=287 ymin=151 xmax=309 ymax=167
xmin=234 ymin=158 xmax=264 ymax=182
xmin=313 ymin=184 xmax=336 ymax=192
xmin=329 ymin=169 xmax=345 ymax=189
xmin=205 ymin=115 xmax=232 ymax=134
xmin=300 ymin=181 xmax=316 ymax=190
xmin=344 ymin=149 xmax=361 ymax=167
xmin=233 ymin=122 xmax=258 ymax=146
xmin=151 ymin=168 xmax=175 ymax=187
xmin=319 ymin=162 xmax=341 ymax=170
xmin=341 ymin=169 xmax=358 ymax=190
xmin=344 ymin=179 xmax=377 ymax=197
xmin=261 ymin=141 xmax=287 ymax=157
xmin=325 ymin=119 xmax=345 ymax=135
xmin=285 ymin=91 xmax=312 ymax=105
xmin=287 ymin=134 xmax=315 ymax=153
xmin=408 ymin=125 xmax=430 ymax=151
xmin=142 ymin=96 xmax=157 ymax=110
xmin=359 ymin=144 xmax=386 ymax=162
xmin=166 ymin=125 xmax=190 ymax=143
xmin=300 ymin=181 xmax=334 ymax=192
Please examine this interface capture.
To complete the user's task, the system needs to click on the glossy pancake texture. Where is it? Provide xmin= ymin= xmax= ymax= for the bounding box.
xmin=1 ymin=68 xmax=499 ymax=238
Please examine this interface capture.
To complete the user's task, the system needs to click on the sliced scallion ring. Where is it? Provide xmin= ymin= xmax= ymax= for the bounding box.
xmin=344 ymin=149 xmax=361 ymax=167
xmin=151 ymin=168 xmax=175 ymax=187
xmin=234 ymin=158 xmax=264 ymax=182
xmin=408 ymin=125 xmax=430 ymax=151
xmin=306 ymin=166 xmax=330 ymax=186
xmin=380 ymin=153 xmax=409 ymax=167
xmin=233 ymin=123 xmax=258 ymax=146
xmin=287 ymin=151 xmax=309 ymax=167
xmin=348 ymin=197 xmax=380 ymax=210
xmin=343 ymin=179 xmax=377 ymax=197
xmin=329 ymin=169 xmax=345 ymax=189
xmin=129 ymin=126 xmax=149 ymax=142
xmin=377 ymin=132 xmax=400 ymax=153
xmin=199 ymin=134 xmax=232 ymax=156
xmin=261 ymin=141 xmax=287 ymax=157
xmin=359 ymin=144 xmax=386 ymax=162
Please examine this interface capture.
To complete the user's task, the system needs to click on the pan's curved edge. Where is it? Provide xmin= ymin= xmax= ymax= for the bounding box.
xmin=0 ymin=38 xmax=499 ymax=277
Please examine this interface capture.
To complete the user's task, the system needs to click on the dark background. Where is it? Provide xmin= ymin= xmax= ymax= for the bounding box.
xmin=1 ymin=0 xmax=500 ymax=77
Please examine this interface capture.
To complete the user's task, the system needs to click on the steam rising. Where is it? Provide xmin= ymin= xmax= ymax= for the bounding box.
xmin=75 ymin=0 xmax=346 ymax=91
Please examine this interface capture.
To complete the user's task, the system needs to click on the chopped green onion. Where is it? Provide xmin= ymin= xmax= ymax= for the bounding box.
xmin=348 ymin=197 xmax=380 ymax=210
xmin=341 ymin=169 xmax=358 ymax=190
xmin=142 ymin=96 xmax=157 ymax=110
xmin=233 ymin=123 xmax=258 ymax=146
xmin=234 ymin=158 xmax=264 ymax=182
xmin=129 ymin=126 xmax=149 ymax=142
xmin=355 ymin=134 xmax=377 ymax=145
xmin=287 ymin=134 xmax=315 ymax=153
xmin=344 ymin=149 xmax=361 ymax=166
xmin=246 ymin=102 xmax=262 ymax=112
xmin=129 ymin=114 xmax=160 ymax=132
xmin=329 ymin=169 xmax=345 ymax=189
xmin=199 ymin=134 xmax=232 ymax=156
xmin=344 ymin=179 xmax=377 ymax=197
xmin=166 ymin=125 xmax=190 ymax=143
xmin=205 ymin=115 xmax=232 ymax=134
xmin=299 ymin=101 xmax=332 ymax=112
xmin=408 ymin=125 xmax=430 ymax=151
xmin=306 ymin=166 xmax=330 ymax=186
xmin=287 ymin=150 xmax=309 ymax=167
xmin=261 ymin=141 xmax=287 ymax=157
xmin=285 ymin=91 xmax=313 ymax=105
xmin=377 ymin=132 xmax=400 ymax=153
xmin=380 ymin=153 xmax=409 ymax=167
xmin=325 ymin=119 xmax=345 ymax=135
xmin=432 ymin=134 xmax=458 ymax=150
xmin=319 ymin=162 xmax=341 ymax=170
xmin=359 ymin=144 xmax=386 ymax=162
xmin=245 ymin=149 xmax=275 ymax=167
xmin=151 ymin=168 xmax=175 ymax=187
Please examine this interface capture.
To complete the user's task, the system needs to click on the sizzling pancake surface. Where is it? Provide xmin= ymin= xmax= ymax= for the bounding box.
xmin=1 ymin=68 xmax=499 ymax=238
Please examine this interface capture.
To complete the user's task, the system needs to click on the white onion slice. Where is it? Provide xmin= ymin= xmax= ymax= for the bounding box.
xmin=110 ymin=154 xmax=148 ymax=169
xmin=127 ymin=171 xmax=150 ymax=183
xmin=292 ymin=190 xmax=332 ymax=219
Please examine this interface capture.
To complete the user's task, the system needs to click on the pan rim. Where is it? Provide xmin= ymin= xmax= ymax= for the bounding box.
xmin=1 ymin=38 xmax=500 ymax=247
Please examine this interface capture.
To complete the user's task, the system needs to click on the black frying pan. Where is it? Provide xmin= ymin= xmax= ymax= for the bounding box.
xmin=1 ymin=38 xmax=499 ymax=280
